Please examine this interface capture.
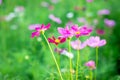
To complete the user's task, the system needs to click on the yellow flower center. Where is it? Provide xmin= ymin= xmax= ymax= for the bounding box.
xmin=75 ymin=31 xmax=80 ymax=35
xmin=55 ymin=39 xmax=60 ymax=43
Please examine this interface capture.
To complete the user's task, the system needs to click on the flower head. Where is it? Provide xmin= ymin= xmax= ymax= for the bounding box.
xmin=49 ymin=14 xmax=62 ymax=24
xmin=86 ymin=0 xmax=93 ymax=3
xmin=71 ymin=25 xmax=92 ymax=38
xmin=48 ymin=36 xmax=66 ymax=45
xmin=85 ymin=60 xmax=96 ymax=70
xmin=31 ymin=23 xmax=50 ymax=38
xmin=87 ymin=36 xmax=106 ymax=47
xmin=58 ymin=26 xmax=73 ymax=38
xmin=98 ymin=9 xmax=110 ymax=15
xmin=104 ymin=19 xmax=116 ymax=27
xmin=71 ymin=40 xmax=87 ymax=50
xmin=96 ymin=29 xmax=105 ymax=35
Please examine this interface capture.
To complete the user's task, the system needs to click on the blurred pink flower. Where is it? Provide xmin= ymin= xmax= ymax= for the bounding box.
xmin=49 ymin=14 xmax=62 ymax=24
xmin=104 ymin=19 xmax=116 ymax=27
xmin=77 ymin=17 xmax=86 ymax=24
xmin=41 ymin=1 xmax=49 ymax=7
xmin=85 ymin=60 xmax=96 ymax=70
xmin=31 ymin=23 xmax=51 ymax=38
xmin=86 ymin=0 xmax=93 ymax=3
xmin=14 ymin=6 xmax=24 ymax=13
xmin=87 ymin=36 xmax=106 ymax=47
xmin=58 ymin=26 xmax=73 ymax=38
xmin=96 ymin=29 xmax=105 ymax=35
xmin=71 ymin=25 xmax=92 ymax=38
xmin=48 ymin=36 xmax=66 ymax=45
xmin=29 ymin=24 xmax=41 ymax=30
xmin=0 ymin=0 xmax=2 ymax=5
xmin=71 ymin=40 xmax=87 ymax=50
xmin=98 ymin=9 xmax=110 ymax=15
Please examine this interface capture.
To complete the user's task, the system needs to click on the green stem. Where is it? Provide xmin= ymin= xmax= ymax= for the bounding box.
xmin=90 ymin=70 xmax=93 ymax=80
xmin=96 ymin=46 xmax=99 ymax=67
xmin=42 ymin=33 xmax=63 ymax=80
xmin=76 ymin=50 xmax=80 ymax=80
xmin=68 ymin=38 xmax=73 ymax=80
xmin=95 ymin=46 xmax=99 ymax=80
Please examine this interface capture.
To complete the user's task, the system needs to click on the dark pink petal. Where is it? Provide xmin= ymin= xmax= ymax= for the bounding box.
xmin=44 ymin=23 xmax=51 ymax=30
xmin=31 ymin=31 xmax=40 ymax=38
xmin=35 ymin=27 xmax=41 ymax=31
xmin=60 ymin=38 xmax=66 ymax=43
xmin=52 ymin=36 xmax=56 ymax=40
xmin=41 ymin=24 xmax=45 ymax=29
xmin=48 ymin=38 xmax=55 ymax=43
xmin=71 ymin=25 xmax=79 ymax=31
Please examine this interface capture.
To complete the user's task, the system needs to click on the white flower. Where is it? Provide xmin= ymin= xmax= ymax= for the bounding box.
xmin=61 ymin=50 xmax=74 ymax=59
xmin=66 ymin=12 xmax=74 ymax=18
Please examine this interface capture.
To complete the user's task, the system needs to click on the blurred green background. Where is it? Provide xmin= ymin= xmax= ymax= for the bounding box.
xmin=0 ymin=0 xmax=120 ymax=80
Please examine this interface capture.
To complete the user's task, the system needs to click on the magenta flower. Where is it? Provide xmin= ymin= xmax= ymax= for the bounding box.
xmin=58 ymin=26 xmax=73 ymax=38
xmin=104 ymin=19 xmax=116 ymax=27
xmin=87 ymin=36 xmax=106 ymax=47
xmin=31 ymin=23 xmax=51 ymax=38
xmin=0 ymin=0 xmax=2 ymax=5
xmin=85 ymin=60 xmax=96 ymax=70
xmin=71 ymin=40 xmax=87 ymax=50
xmin=98 ymin=9 xmax=110 ymax=15
xmin=48 ymin=36 xmax=66 ymax=45
xmin=71 ymin=25 xmax=92 ymax=38
xmin=96 ymin=29 xmax=105 ymax=35
xmin=86 ymin=0 xmax=93 ymax=3
xmin=49 ymin=14 xmax=62 ymax=24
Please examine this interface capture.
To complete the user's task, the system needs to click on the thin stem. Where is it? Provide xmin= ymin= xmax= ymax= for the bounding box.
xmin=90 ymin=70 xmax=93 ymax=80
xmin=95 ymin=46 xmax=99 ymax=80
xmin=68 ymin=38 xmax=73 ymax=80
xmin=42 ymin=33 xmax=63 ymax=80
xmin=76 ymin=50 xmax=80 ymax=80
xmin=96 ymin=46 xmax=99 ymax=67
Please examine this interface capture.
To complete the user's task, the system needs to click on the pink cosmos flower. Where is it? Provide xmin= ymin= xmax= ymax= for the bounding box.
xmin=104 ymin=19 xmax=116 ymax=27
xmin=71 ymin=40 xmax=87 ymax=50
xmin=96 ymin=29 xmax=105 ymax=35
xmin=86 ymin=0 xmax=93 ymax=3
xmin=49 ymin=14 xmax=62 ymax=24
xmin=98 ymin=9 xmax=110 ymax=15
xmin=58 ymin=26 xmax=73 ymax=38
xmin=48 ymin=36 xmax=66 ymax=45
xmin=0 ymin=0 xmax=2 ymax=5
xmin=71 ymin=25 xmax=92 ymax=38
xmin=87 ymin=36 xmax=106 ymax=47
xmin=85 ymin=60 xmax=96 ymax=70
xmin=31 ymin=23 xmax=51 ymax=38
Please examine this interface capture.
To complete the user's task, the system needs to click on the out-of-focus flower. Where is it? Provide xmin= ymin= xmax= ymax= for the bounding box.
xmin=29 ymin=24 xmax=41 ymax=30
xmin=66 ymin=21 xmax=74 ymax=26
xmin=37 ymin=37 xmax=42 ymax=42
xmin=96 ymin=29 xmax=105 ymax=35
xmin=104 ymin=19 xmax=116 ymax=27
xmin=31 ymin=23 xmax=51 ymax=38
xmin=48 ymin=36 xmax=66 ymax=45
xmin=49 ymin=14 xmax=62 ymax=24
xmin=51 ymin=0 xmax=59 ymax=4
xmin=25 ymin=55 xmax=30 ymax=60
xmin=0 ymin=0 xmax=2 ymax=5
xmin=48 ymin=5 xmax=54 ymax=10
xmin=5 ymin=12 xmax=16 ymax=21
xmin=74 ymin=6 xmax=81 ymax=11
xmin=71 ymin=25 xmax=92 ymax=38
xmin=93 ymin=19 xmax=98 ymax=25
xmin=85 ymin=60 xmax=96 ymax=70
xmin=66 ymin=12 xmax=74 ymax=18
xmin=98 ymin=9 xmax=110 ymax=15
xmin=61 ymin=50 xmax=74 ymax=59
xmin=41 ymin=1 xmax=49 ymax=7
xmin=86 ymin=0 xmax=93 ymax=2
xmin=14 ymin=6 xmax=24 ymax=13
xmin=71 ymin=40 xmax=87 ymax=50
xmin=54 ymin=48 xmax=66 ymax=54
xmin=58 ymin=26 xmax=73 ymax=38
xmin=87 ymin=36 xmax=106 ymax=47
xmin=77 ymin=17 xmax=86 ymax=24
